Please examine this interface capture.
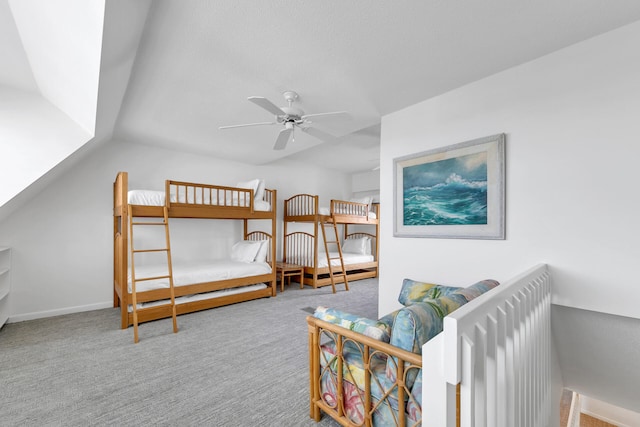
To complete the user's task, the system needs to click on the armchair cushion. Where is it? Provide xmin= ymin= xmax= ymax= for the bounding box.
xmin=398 ymin=278 xmax=462 ymax=306
xmin=451 ymin=279 xmax=500 ymax=302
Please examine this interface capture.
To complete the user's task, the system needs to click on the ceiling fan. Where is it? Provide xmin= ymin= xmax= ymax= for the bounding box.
xmin=219 ymin=91 xmax=348 ymax=150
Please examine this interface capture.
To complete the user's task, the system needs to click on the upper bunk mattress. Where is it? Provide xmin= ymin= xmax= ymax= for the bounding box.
xmin=128 ymin=190 xmax=270 ymax=211
xmin=128 ymin=260 xmax=272 ymax=293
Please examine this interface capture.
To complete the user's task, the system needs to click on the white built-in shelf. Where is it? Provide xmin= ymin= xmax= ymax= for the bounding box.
xmin=0 ymin=247 xmax=11 ymax=328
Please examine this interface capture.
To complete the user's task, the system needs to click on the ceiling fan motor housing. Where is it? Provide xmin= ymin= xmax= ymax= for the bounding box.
xmin=278 ymin=106 xmax=304 ymax=122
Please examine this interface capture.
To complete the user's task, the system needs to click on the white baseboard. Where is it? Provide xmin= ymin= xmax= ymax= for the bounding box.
xmin=581 ymin=395 xmax=640 ymax=427
xmin=8 ymin=301 xmax=113 ymax=323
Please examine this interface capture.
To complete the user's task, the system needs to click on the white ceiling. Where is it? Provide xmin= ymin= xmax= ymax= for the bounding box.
xmin=5 ymin=1 xmax=640 ymax=174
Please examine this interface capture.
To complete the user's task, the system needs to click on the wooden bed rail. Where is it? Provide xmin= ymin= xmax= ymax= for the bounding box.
xmin=330 ymin=199 xmax=369 ymax=217
xmin=167 ymin=180 xmax=254 ymax=209
xmin=115 ymin=172 xmax=276 ymax=215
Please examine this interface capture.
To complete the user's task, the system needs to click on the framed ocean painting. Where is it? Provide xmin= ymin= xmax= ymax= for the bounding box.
xmin=393 ymin=134 xmax=505 ymax=239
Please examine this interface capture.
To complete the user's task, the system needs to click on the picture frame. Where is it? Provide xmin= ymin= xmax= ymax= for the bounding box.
xmin=393 ymin=133 xmax=505 ymax=239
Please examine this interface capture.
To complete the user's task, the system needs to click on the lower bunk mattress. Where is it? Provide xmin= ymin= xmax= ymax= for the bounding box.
xmin=127 ymin=260 xmax=271 ymax=292
xmin=316 ymin=253 xmax=374 ymax=268
xmin=126 ymin=260 xmax=272 ymax=311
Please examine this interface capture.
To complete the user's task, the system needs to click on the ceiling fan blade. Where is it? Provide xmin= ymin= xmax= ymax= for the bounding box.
xmin=300 ymin=126 xmax=337 ymax=143
xmin=300 ymin=111 xmax=349 ymax=120
xmin=219 ymin=122 xmax=276 ymax=130
xmin=274 ymin=128 xmax=293 ymax=150
xmin=248 ymin=96 xmax=286 ymax=116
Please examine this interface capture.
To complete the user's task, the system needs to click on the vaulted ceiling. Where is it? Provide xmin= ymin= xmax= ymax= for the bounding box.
xmin=3 ymin=0 xmax=640 ymax=180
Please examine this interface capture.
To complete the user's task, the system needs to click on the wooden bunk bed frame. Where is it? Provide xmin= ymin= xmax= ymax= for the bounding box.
xmin=113 ymin=171 xmax=277 ymax=329
xmin=283 ymin=194 xmax=379 ymax=289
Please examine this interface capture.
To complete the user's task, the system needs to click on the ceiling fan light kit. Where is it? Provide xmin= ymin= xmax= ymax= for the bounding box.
xmin=219 ymin=90 xmax=347 ymax=150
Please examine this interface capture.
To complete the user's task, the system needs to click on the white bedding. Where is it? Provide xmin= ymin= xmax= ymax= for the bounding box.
xmin=316 ymin=252 xmax=374 ymax=268
xmin=318 ymin=206 xmax=377 ymax=219
xmin=127 ymin=190 xmax=271 ymax=211
xmin=128 ymin=260 xmax=272 ymax=293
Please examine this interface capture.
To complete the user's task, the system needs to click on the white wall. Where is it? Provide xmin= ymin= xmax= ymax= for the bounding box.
xmin=552 ymin=305 xmax=640 ymax=413
xmin=0 ymin=138 xmax=351 ymax=321
xmin=379 ymin=21 xmax=640 ymax=319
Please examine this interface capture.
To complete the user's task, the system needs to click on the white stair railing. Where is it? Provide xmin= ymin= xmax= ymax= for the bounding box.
xmin=423 ymin=264 xmax=552 ymax=427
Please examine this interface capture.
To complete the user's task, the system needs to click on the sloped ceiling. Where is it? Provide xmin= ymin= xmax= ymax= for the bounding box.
xmin=0 ymin=0 xmax=104 ymax=207
xmin=0 ymin=0 xmax=37 ymax=92
xmin=115 ymin=0 xmax=640 ymax=174
xmin=0 ymin=0 xmax=149 ymax=214
xmin=3 ymin=0 xmax=640 ymax=183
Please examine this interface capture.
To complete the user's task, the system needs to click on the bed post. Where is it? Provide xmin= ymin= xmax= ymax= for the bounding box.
xmin=312 ymin=220 xmax=319 ymax=288
xmin=271 ymin=190 xmax=277 ymax=296
xmin=374 ymin=203 xmax=380 ymax=277
xmin=114 ymin=172 xmax=130 ymax=329
xmin=282 ymin=195 xmax=289 ymax=264
xmin=113 ymin=178 xmax=119 ymax=309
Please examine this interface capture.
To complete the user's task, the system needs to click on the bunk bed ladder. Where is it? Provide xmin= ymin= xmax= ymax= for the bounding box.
xmin=319 ymin=217 xmax=349 ymax=293
xmin=128 ymin=205 xmax=178 ymax=343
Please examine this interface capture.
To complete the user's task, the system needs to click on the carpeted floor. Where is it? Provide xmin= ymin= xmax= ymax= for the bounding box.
xmin=0 ymin=279 xmax=379 ymax=426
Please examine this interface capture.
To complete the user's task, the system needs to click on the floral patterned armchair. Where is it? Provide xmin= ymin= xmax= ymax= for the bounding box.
xmin=307 ymin=279 xmax=499 ymax=427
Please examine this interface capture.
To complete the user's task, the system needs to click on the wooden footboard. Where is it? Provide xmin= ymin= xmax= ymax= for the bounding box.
xmin=308 ymin=317 xmax=423 ymax=426
xmin=165 ymin=180 xmax=275 ymax=219
xmin=284 ymin=231 xmax=378 ymax=288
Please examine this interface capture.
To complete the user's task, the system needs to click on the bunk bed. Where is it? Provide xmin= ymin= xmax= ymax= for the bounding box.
xmin=113 ymin=171 xmax=277 ymax=329
xmin=283 ymin=194 xmax=379 ymax=289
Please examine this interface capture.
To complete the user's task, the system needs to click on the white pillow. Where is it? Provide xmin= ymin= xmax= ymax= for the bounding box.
xmin=342 ymin=237 xmax=370 ymax=255
xmin=236 ymin=179 xmax=261 ymax=198
xmin=230 ymin=240 xmax=262 ymax=263
xmin=350 ymin=196 xmax=372 ymax=210
xmin=253 ymin=240 xmax=269 ymax=263
xmin=255 ymin=179 xmax=266 ymax=201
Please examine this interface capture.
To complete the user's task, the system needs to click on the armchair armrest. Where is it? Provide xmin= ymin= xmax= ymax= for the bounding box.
xmin=312 ymin=306 xmax=390 ymax=342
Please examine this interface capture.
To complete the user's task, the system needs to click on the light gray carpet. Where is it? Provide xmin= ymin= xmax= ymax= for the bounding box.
xmin=0 ymin=279 xmax=379 ymax=426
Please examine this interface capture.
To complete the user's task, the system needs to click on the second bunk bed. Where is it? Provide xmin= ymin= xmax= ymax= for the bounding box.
xmin=283 ymin=194 xmax=379 ymax=289
xmin=113 ymin=171 xmax=277 ymax=330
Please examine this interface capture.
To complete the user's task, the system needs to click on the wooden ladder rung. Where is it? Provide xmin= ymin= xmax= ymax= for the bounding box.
xmin=136 ymin=303 xmax=175 ymax=312
xmin=134 ymin=274 xmax=172 ymax=282
xmin=131 ymin=221 xmax=166 ymax=226
xmin=132 ymin=248 xmax=169 ymax=253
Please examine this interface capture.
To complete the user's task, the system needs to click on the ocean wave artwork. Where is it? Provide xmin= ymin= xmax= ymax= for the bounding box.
xmin=403 ymin=152 xmax=488 ymax=226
